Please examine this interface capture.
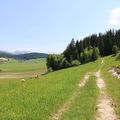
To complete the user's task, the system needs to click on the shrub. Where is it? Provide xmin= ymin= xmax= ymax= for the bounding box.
xmin=80 ymin=51 xmax=89 ymax=63
xmin=48 ymin=67 xmax=53 ymax=72
xmin=116 ymin=53 xmax=120 ymax=60
xmin=71 ymin=60 xmax=80 ymax=66
xmin=61 ymin=58 xmax=71 ymax=68
xmin=47 ymin=54 xmax=64 ymax=70
xmin=80 ymin=47 xmax=94 ymax=63
xmin=47 ymin=54 xmax=71 ymax=71
xmin=112 ymin=45 xmax=118 ymax=55
xmin=91 ymin=47 xmax=99 ymax=61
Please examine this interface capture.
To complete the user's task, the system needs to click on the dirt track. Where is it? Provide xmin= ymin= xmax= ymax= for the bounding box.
xmin=51 ymin=73 xmax=90 ymax=120
xmin=95 ymin=70 xmax=118 ymax=120
xmin=52 ymin=59 xmax=118 ymax=120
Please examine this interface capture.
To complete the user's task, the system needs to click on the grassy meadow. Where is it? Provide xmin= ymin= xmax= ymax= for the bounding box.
xmin=0 ymin=56 xmax=120 ymax=120
xmin=0 ymin=58 xmax=100 ymax=120
xmin=0 ymin=58 xmax=47 ymax=79
xmin=0 ymin=58 xmax=46 ymax=72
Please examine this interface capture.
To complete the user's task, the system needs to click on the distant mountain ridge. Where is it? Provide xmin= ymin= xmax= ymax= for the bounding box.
xmin=13 ymin=50 xmax=32 ymax=55
xmin=15 ymin=52 xmax=48 ymax=60
xmin=0 ymin=51 xmax=48 ymax=60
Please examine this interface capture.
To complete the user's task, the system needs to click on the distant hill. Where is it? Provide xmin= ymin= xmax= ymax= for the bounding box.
xmin=0 ymin=51 xmax=12 ymax=58
xmin=15 ymin=53 xmax=48 ymax=60
xmin=13 ymin=50 xmax=32 ymax=55
xmin=0 ymin=51 xmax=48 ymax=60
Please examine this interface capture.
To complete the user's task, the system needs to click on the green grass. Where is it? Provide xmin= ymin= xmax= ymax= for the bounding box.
xmin=61 ymin=76 xmax=99 ymax=120
xmin=101 ymin=55 xmax=120 ymax=119
xmin=0 ymin=58 xmax=46 ymax=72
xmin=0 ymin=60 xmax=100 ymax=120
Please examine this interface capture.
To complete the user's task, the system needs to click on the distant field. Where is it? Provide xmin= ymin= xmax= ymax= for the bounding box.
xmin=0 ymin=58 xmax=47 ymax=79
xmin=0 ymin=58 xmax=46 ymax=72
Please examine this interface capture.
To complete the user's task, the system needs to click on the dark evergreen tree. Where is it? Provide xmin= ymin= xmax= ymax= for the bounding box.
xmin=69 ymin=38 xmax=77 ymax=61
xmin=76 ymin=40 xmax=80 ymax=60
xmin=48 ymin=28 xmax=120 ymax=71
xmin=98 ymin=33 xmax=105 ymax=56
xmin=79 ymin=40 xmax=84 ymax=53
xmin=104 ymin=30 xmax=113 ymax=55
xmin=90 ymin=34 xmax=98 ymax=47
xmin=115 ymin=30 xmax=120 ymax=48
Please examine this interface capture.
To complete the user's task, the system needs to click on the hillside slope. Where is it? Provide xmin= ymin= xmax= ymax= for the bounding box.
xmin=0 ymin=51 xmax=48 ymax=60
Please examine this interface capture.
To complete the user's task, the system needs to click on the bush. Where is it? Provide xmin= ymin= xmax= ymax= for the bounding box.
xmin=116 ymin=53 xmax=120 ymax=60
xmin=47 ymin=54 xmax=71 ymax=71
xmin=80 ymin=47 xmax=94 ymax=63
xmin=112 ymin=45 xmax=118 ymax=55
xmin=91 ymin=47 xmax=99 ymax=61
xmin=48 ymin=67 xmax=53 ymax=72
xmin=80 ymin=51 xmax=89 ymax=63
xmin=61 ymin=58 xmax=71 ymax=68
xmin=71 ymin=60 xmax=80 ymax=66
xmin=47 ymin=54 xmax=64 ymax=70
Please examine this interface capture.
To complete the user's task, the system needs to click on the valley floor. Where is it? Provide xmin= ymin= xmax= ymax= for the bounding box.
xmin=0 ymin=69 xmax=46 ymax=79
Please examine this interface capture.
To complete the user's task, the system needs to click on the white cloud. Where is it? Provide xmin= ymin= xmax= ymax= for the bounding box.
xmin=109 ymin=8 xmax=120 ymax=25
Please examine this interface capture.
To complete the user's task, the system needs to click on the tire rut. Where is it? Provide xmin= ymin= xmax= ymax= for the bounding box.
xmin=51 ymin=73 xmax=90 ymax=120
xmin=95 ymin=70 xmax=118 ymax=120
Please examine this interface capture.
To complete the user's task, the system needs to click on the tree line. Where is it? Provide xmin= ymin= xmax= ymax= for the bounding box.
xmin=47 ymin=29 xmax=120 ymax=71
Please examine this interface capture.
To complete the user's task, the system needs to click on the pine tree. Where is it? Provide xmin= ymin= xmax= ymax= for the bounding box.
xmin=98 ymin=33 xmax=104 ymax=56
xmin=76 ymin=40 xmax=80 ymax=60
xmin=79 ymin=40 xmax=84 ymax=53
xmin=104 ymin=30 xmax=113 ymax=55
xmin=69 ymin=38 xmax=77 ymax=61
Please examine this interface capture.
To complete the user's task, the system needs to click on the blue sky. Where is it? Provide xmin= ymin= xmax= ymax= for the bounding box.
xmin=0 ymin=0 xmax=120 ymax=53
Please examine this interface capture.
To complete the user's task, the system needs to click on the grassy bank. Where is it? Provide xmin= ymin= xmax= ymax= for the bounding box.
xmin=101 ymin=56 xmax=120 ymax=119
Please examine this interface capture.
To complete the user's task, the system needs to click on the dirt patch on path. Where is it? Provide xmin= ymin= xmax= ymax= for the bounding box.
xmin=95 ymin=70 xmax=118 ymax=120
xmin=109 ymin=66 xmax=120 ymax=80
xmin=51 ymin=73 xmax=90 ymax=120
xmin=101 ymin=59 xmax=104 ymax=64
xmin=79 ymin=73 xmax=90 ymax=87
